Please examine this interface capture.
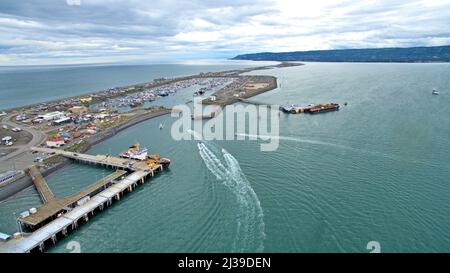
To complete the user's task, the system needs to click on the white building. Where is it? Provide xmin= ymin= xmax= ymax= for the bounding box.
xmin=15 ymin=115 xmax=27 ymax=121
xmin=38 ymin=111 xmax=65 ymax=121
xmin=53 ymin=116 xmax=71 ymax=125
xmin=94 ymin=114 xmax=108 ymax=119
xmin=46 ymin=137 xmax=65 ymax=148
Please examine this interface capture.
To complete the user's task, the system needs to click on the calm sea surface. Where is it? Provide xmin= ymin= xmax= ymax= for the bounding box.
xmin=1 ymin=62 xmax=450 ymax=252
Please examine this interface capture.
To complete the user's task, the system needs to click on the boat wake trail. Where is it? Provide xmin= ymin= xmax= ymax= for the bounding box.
xmin=197 ymin=142 xmax=265 ymax=252
xmin=235 ymin=133 xmax=436 ymax=166
xmin=236 ymin=133 xmax=352 ymax=150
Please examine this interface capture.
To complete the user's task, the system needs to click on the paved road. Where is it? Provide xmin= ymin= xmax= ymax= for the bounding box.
xmin=0 ymin=114 xmax=47 ymax=172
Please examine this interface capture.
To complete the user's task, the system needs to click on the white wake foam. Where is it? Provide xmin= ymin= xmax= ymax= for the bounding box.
xmin=236 ymin=133 xmax=352 ymax=150
xmin=197 ymin=142 xmax=265 ymax=252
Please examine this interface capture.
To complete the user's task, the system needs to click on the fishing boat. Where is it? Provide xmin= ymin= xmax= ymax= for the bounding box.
xmin=159 ymin=123 xmax=164 ymax=130
xmin=119 ymin=143 xmax=148 ymax=161
xmin=432 ymin=89 xmax=440 ymax=95
xmin=130 ymin=101 xmax=142 ymax=108
xmin=279 ymin=104 xmax=298 ymax=113
xmin=193 ymin=88 xmax=206 ymax=96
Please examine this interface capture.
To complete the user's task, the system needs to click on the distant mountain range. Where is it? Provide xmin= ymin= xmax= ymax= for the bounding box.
xmin=232 ymin=45 xmax=450 ymax=63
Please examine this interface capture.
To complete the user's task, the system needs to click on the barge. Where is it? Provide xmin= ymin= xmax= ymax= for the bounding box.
xmin=309 ymin=103 xmax=340 ymax=114
xmin=280 ymin=103 xmax=340 ymax=114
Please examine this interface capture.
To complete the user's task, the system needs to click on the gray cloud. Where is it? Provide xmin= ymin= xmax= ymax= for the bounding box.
xmin=0 ymin=0 xmax=449 ymax=65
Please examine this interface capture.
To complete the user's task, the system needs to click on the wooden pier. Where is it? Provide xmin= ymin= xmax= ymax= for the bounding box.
xmin=31 ymin=147 xmax=161 ymax=172
xmin=0 ymin=147 xmax=169 ymax=253
xmin=19 ymin=170 xmax=127 ymax=229
xmin=27 ymin=165 xmax=55 ymax=204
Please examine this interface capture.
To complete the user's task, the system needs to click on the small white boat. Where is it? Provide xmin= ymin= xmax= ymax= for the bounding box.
xmin=432 ymin=89 xmax=439 ymax=95
xmin=159 ymin=123 xmax=164 ymax=129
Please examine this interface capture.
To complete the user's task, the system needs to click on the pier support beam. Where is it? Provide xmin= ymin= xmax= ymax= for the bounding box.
xmin=62 ymin=227 xmax=68 ymax=236
xmin=72 ymin=222 xmax=78 ymax=230
xmin=39 ymin=242 xmax=45 ymax=252
xmin=115 ymin=194 xmax=120 ymax=201
xmin=51 ymin=234 xmax=57 ymax=245
xmin=83 ymin=214 xmax=89 ymax=222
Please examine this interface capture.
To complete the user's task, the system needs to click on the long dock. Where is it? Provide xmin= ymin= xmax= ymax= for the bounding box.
xmin=27 ymin=165 xmax=55 ymax=204
xmin=19 ymin=170 xmax=127 ymax=228
xmin=0 ymin=147 xmax=169 ymax=253
xmin=31 ymin=147 xmax=163 ymax=174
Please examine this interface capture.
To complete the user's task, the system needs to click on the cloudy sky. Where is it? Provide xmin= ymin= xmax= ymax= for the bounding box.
xmin=0 ymin=0 xmax=450 ymax=65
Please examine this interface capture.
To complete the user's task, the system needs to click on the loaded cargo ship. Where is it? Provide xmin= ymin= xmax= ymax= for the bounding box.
xmin=309 ymin=103 xmax=340 ymax=114
xmin=280 ymin=103 xmax=340 ymax=114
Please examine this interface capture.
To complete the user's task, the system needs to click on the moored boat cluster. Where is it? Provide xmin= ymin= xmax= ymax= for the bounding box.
xmin=100 ymin=77 xmax=233 ymax=109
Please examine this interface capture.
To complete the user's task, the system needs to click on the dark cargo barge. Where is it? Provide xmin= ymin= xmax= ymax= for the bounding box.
xmin=280 ymin=103 xmax=340 ymax=114
xmin=308 ymin=103 xmax=340 ymax=114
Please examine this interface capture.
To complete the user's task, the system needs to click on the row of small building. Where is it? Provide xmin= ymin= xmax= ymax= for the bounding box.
xmin=40 ymin=109 xmax=119 ymax=148
xmin=32 ymin=106 xmax=93 ymax=125
xmin=16 ymin=106 xmax=90 ymax=124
